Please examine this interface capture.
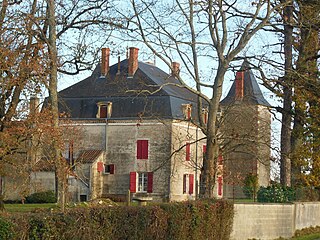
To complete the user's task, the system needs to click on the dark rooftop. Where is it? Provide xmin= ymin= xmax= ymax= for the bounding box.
xmin=220 ymin=60 xmax=271 ymax=107
xmin=58 ymin=58 xmax=200 ymax=120
xmin=76 ymin=150 xmax=104 ymax=164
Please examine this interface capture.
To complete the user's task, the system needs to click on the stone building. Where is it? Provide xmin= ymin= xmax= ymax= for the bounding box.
xmin=0 ymin=48 xmax=271 ymax=202
xmin=58 ymin=47 xmax=208 ymax=202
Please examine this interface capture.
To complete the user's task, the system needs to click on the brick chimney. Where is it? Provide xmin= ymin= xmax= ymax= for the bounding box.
xmin=235 ymin=71 xmax=244 ymax=99
xmin=101 ymin=48 xmax=110 ymax=76
xmin=128 ymin=47 xmax=139 ymax=77
xmin=172 ymin=62 xmax=180 ymax=77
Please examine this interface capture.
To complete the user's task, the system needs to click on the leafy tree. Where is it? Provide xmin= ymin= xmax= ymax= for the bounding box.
xmin=291 ymin=0 xmax=320 ymax=191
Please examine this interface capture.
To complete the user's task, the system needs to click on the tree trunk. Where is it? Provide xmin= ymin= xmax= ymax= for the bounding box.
xmin=47 ymin=0 xmax=67 ymax=211
xmin=280 ymin=0 xmax=293 ymax=187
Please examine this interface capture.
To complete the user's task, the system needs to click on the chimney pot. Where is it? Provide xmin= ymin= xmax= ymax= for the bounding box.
xmin=235 ymin=71 xmax=244 ymax=99
xmin=172 ymin=62 xmax=180 ymax=77
xmin=128 ymin=47 xmax=139 ymax=77
xmin=101 ymin=48 xmax=110 ymax=76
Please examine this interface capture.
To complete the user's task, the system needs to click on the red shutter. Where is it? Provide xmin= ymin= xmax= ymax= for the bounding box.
xmin=97 ymin=162 xmax=104 ymax=172
xmin=218 ymin=176 xmax=223 ymax=196
xmin=189 ymin=174 xmax=194 ymax=194
xmin=109 ymin=164 xmax=115 ymax=174
xmin=203 ymin=111 xmax=208 ymax=124
xmin=186 ymin=142 xmax=191 ymax=161
xmin=129 ymin=172 xmax=136 ymax=193
xmin=183 ymin=174 xmax=187 ymax=194
xmin=100 ymin=105 xmax=107 ymax=118
xmin=203 ymin=145 xmax=206 ymax=153
xmin=137 ymin=140 xmax=148 ymax=159
xmin=147 ymin=172 xmax=153 ymax=193
xmin=218 ymin=153 xmax=223 ymax=165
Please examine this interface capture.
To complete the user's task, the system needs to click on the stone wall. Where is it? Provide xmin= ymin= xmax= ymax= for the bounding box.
xmin=170 ymin=122 xmax=206 ymax=201
xmin=231 ymin=202 xmax=320 ymax=240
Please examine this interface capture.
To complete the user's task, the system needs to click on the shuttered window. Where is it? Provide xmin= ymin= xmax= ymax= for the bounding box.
xmin=104 ymin=164 xmax=115 ymax=174
xmin=186 ymin=142 xmax=191 ymax=161
xmin=137 ymin=140 xmax=149 ymax=159
xmin=130 ymin=172 xmax=153 ymax=193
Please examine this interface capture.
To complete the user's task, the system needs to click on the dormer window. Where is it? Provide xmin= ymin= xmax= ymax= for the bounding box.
xmin=96 ymin=102 xmax=112 ymax=119
xmin=182 ymin=104 xmax=192 ymax=120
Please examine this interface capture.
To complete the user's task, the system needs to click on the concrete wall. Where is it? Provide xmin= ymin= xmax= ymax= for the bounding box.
xmin=231 ymin=202 xmax=320 ymax=240
xmin=295 ymin=202 xmax=320 ymax=230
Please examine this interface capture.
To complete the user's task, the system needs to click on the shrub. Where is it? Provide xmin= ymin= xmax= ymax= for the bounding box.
xmin=257 ymin=185 xmax=296 ymax=203
xmin=26 ymin=191 xmax=57 ymax=203
xmin=0 ymin=217 xmax=14 ymax=240
xmin=243 ymin=173 xmax=259 ymax=201
xmin=5 ymin=199 xmax=234 ymax=240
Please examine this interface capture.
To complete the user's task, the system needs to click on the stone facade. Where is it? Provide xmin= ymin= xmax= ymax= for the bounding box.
xmin=66 ymin=120 xmax=206 ymax=202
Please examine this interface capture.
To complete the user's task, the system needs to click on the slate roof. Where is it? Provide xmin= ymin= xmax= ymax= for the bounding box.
xmin=58 ymin=59 xmax=200 ymax=120
xmin=220 ymin=60 xmax=271 ymax=107
xmin=76 ymin=150 xmax=104 ymax=164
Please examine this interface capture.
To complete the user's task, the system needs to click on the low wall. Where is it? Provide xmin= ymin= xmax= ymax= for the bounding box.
xmin=231 ymin=202 xmax=320 ymax=240
xmin=295 ymin=202 xmax=320 ymax=230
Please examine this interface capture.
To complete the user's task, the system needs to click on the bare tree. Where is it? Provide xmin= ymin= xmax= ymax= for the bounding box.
xmin=124 ymin=0 xmax=283 ymax=197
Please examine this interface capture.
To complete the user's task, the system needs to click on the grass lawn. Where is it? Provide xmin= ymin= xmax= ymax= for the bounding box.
xmin=290 ymin=233 xmax=320 ymax=240
xmin=4 ymin=203 xmax=57 ymax=213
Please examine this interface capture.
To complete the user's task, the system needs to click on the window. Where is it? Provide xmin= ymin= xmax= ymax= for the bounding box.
xmin=129 ymin=172 xmax=153 ymax=193
xmin=137 ymin=140 xmax=149 ymax=159
xmin=80 ymin=195 xmax=87 ymax=202
xmin=183 ymin=174 xmax=194 ymax=194
xmin=96 ymin=101 xmax=112 ymax=118
xmin=138 ymin=173 xmax=148 ymax=192
xmin=186 ymin=142 xmax=191 ymax=161
xmin=104 ymin=164 xmax=115 ymax=174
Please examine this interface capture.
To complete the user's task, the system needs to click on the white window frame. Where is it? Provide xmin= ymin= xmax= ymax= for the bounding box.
xmin=137 ymin=172 xmax=148 ymax=193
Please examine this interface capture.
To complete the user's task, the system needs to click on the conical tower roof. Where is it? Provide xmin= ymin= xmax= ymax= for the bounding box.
xmin=220 ymin=60 xmax=271 ymax=106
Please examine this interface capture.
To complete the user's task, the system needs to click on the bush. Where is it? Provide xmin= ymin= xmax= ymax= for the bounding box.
xmin=243 ymin=174 xmax=259 ymax=201
xmin=26 ymin=191 xmax=57 ymax=203
xmin=257 ymin=185 xmax=296 ymax=203
xmin=0 ymin=217 xmax=14 ymax=240
xmin=5 ymin=199 xmax=234 ymax=240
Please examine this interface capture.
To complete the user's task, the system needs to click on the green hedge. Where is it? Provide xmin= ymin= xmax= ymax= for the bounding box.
xmin=257 ymin=185 xmax=296 ymax=203
xmin=0 ymin=217 xmax=13 ymax=240
xmin=5 ymin=199 xmax=234 ymax=240
xmin=26 ymin=191 xmax=57 ymax=204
